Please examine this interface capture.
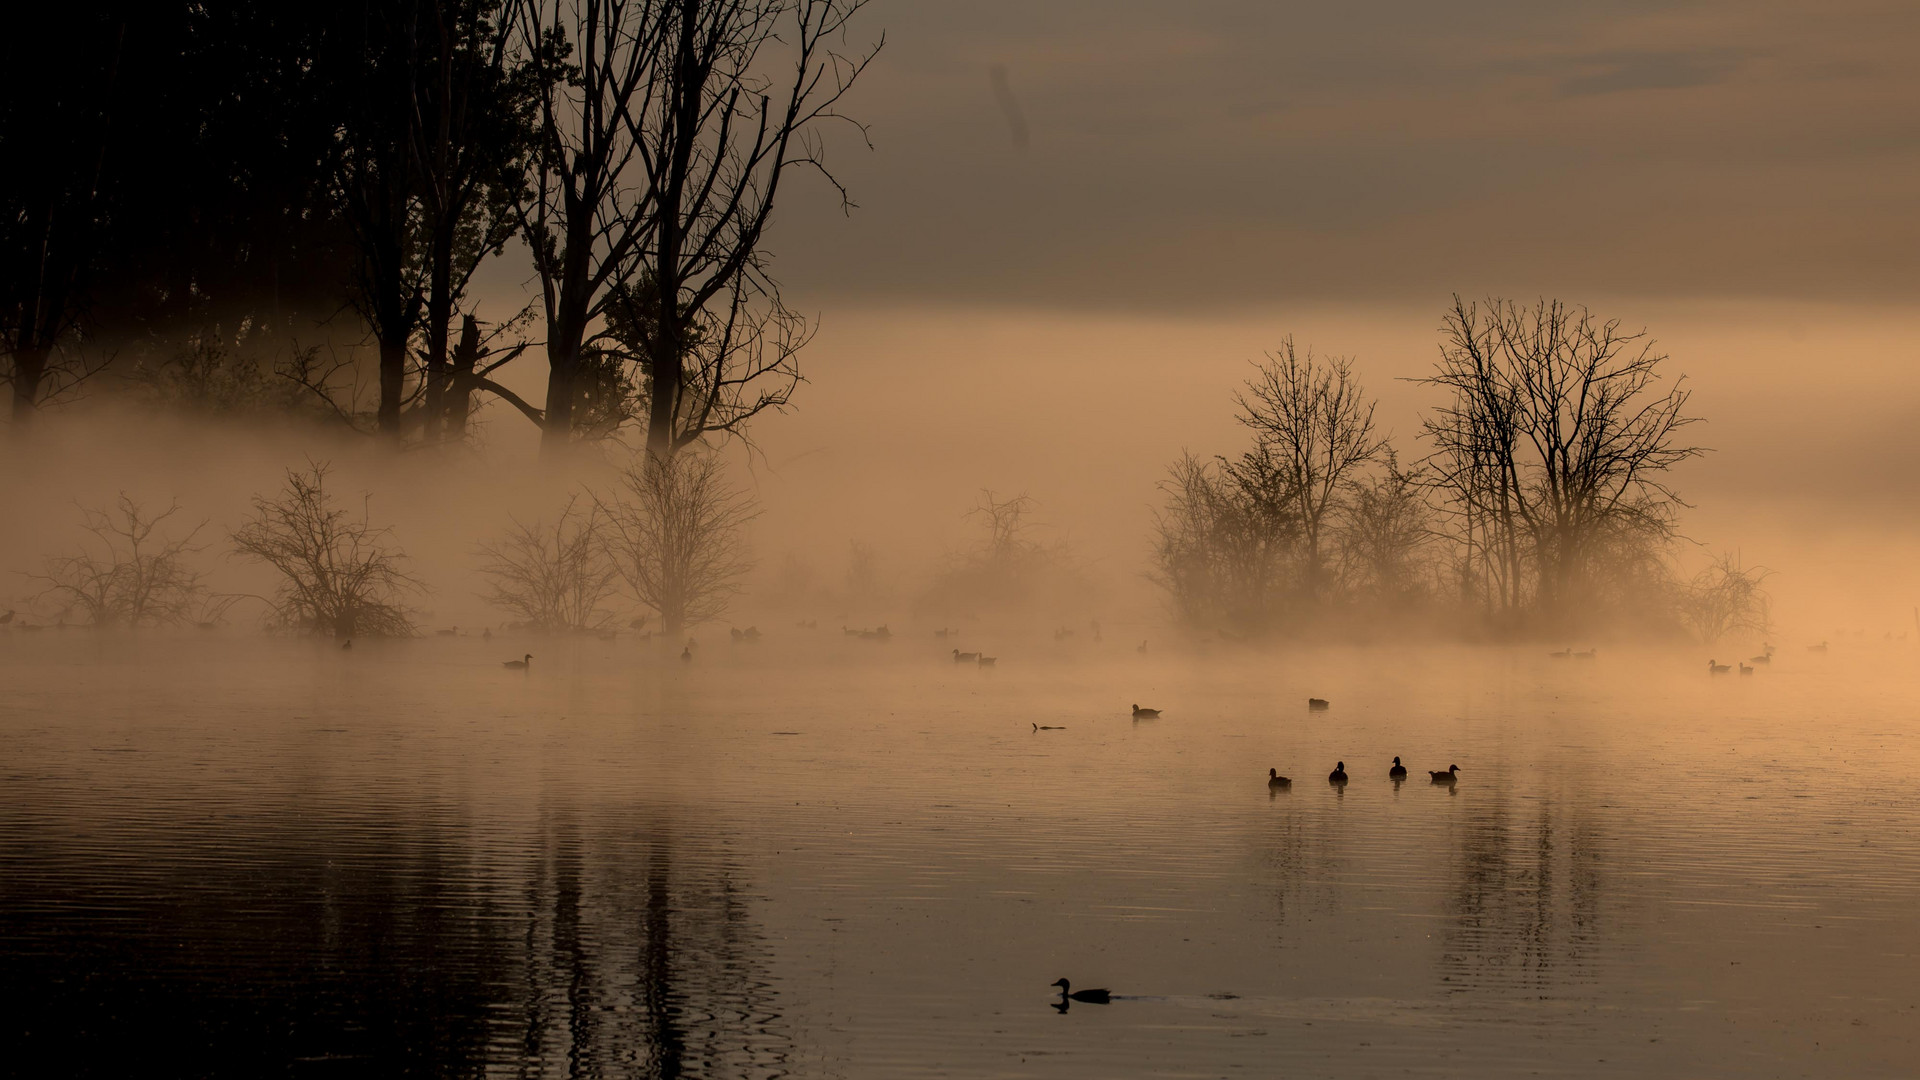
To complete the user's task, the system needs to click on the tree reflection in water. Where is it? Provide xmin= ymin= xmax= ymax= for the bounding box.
xmin=2 ymin=801 xmax=791 ymax=1078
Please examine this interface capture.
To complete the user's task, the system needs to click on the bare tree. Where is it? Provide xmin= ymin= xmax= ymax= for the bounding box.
xmin=598 ymin=449 xmax=754 ymax=637
xmin=0 ymin=10 xmax=126 ymax=426
xmin=476 ymin=494 xmax=622 ymax=629
xmin=1678 ymin=552 xmax=1771 ymax=644
xmin=513 ymin=0 xmax=879 ymax=456
xmin=33 ymin=497 xmax=212 ymax=628
xmin=1336 ymin=450 xmax=1435 ymax=604
xmin=230 ymin=463 xmax=422 ymax=637
xmin=1418 ymin=296 xmax=1702 ymax=625
xmin=1149 ymin=451 xmax=1301 ymax=633
xmin=1234 ymin=338 xmax=1382 ymax=599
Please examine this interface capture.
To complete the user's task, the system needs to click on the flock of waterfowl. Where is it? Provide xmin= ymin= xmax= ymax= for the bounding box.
xmin=1265 ymin=759 xmax=1458 ymax=788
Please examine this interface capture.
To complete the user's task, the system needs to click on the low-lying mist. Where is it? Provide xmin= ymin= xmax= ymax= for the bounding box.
xmin=5 ymin=300 xmax=1919 ymax=651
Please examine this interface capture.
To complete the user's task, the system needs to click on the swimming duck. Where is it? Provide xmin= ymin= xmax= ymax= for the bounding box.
xmin=1033 ymin=723 xmax=1065 ymax=731
xmin=1051 ymin=978 xmax=1110 ymax=1004
xmin=340 ymin=638 xmax=352 ymax=651
xmin=953 ymin=649 xmax=980 ymax=662
xmin=1738 ymin=662 xmax=1754 ymax=675
xmin=1573 ymin=648 xmax=1597 ymax=660
xmin=1548 ymin=648 xmax=1571 ymax=659
xmin=1328 ymin=761 xmax=1348 ymax=783
xmin=681 ymin=645 xmax=693 ymax=662
xmin=1131 ymin=704 xmax=1161 ymax=718
xmin=1707 ymin=659 xmax=1730 ymax=674
xmin=1430 ymin=764 xmax=1459 ymax=782
xmin=1389 ymin=756 xmax=1407 ymax=780
xmin=978 ymin=656 xmax=997 ymax=667
xmin=504 ymin=654 xmax=532 ymax=670
xmin=1307 ymin=698 xmax=1330 ymax=710
xmin=1268 ymin=768 xmax=1291 ymax=788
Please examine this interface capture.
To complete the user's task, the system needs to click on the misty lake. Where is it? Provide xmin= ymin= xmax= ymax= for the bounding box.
xmin=4 ymin=631 xmax=1918 ymax=1077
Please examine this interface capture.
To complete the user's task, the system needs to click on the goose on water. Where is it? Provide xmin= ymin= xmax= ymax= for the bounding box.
xmin=978 ymin=656 xmax=997 ymax=667
xmin=1389 ymin=756 xmax=1408 ymax=780
xmin=953 ymin=648 xmax=980 ymax=663
xmin=1033 ymin=723 xmax=1065 ymax=731
xmin=1051 ymin=979 xmax=1110 ymax=1004
xmin=1328 ymin=761 xmax=1348 ymax=783
xmin=1739 ymin=662 xmax=1754 ymax=675
xmin=1430 ymin=764 xmax=1459 ymax=782
xmin=1268 ymin=768 xmax=1291 ymax=788
xmin=1707 ymin=659 xmax=1731 ymax=674
xmin=1131 ymin=704 xmax=1161 ymax=718
xmin=1548 ymin=648 xmax=1571 ymax=659
xmin=504 ymin=654 xmax=532 ymax=670
xmin=1307 ymin=698 xmax=1330 ymax=711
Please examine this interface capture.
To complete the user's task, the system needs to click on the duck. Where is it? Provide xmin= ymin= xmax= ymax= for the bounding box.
xmin=1430 ymin=764 xmax=1459 ymax=782
xmin=1548 ymin=647 xmax=1571 ymax=659
xmin=1033 ymin=723 xmax=1065 ymax=731
xmin=1051 ymin=978 xmax=1110 ymax=1004
xmin=1573 ymin=648 xmax=1597 ymax=660
xmin=1747 ymin=652 xmax=1769 ymax=664
xmin=680 ymin=645 xmax=693 ymax=663
xmin=503 ymin=653 xmax=532 ymax=670
xmin=1389 ymin=756 xmax=1407 ymax=780
xmin=1131 ymin=704 xmax=1161 ymax=718
xmin=1707 ymin=659 xmax=1731 ymax=674
xmin=977 ymin=656 xmax=997 ymax=667
xmin=953 ymin=648 xmax=980 ymax=662
xmin=1738 ymin=662 xmax=1754 ymax=675
xmin=340 ymin=638 xmax=352 ymax=651
xmin=1268 ymin=768 xmax=1291 ymax=788
xmin=1328 ymin=761 xmax=1348 ymax=783
xmin=1307 ymin=698 xmax=1330 ymax=710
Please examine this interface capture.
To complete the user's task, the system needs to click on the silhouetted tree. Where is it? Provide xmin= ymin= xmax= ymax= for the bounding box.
xmin=230 ymin=463 xmax=422 ymax=637
xmin=1336 ymin=450 xmax=1435 ymax=604
xmin=476 ymin=495 xmax=621 ymax=630
xmin=598 ymin=450 xmax=753 ymax=637
xmin=33 ymin=497 xmax=215 ymax=628
xmin=1233 ymin=339 xmax=1382 ymax=599
xmin=0 ymin=9 xmax=127 ymax=424
xmin=1418 ymin=296 xmax=1702 ymax=628
xmin=514 ymin=0 xmax=878 ymax=455
xmin=1679 ymin=552 xmax=1771 ymax=644
xmin=1149 ymin=452 xmax=1301 ymax=633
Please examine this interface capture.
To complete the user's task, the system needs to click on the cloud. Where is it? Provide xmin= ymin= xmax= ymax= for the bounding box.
xmin=1557 ymin=50 xmax=1743 ymax=97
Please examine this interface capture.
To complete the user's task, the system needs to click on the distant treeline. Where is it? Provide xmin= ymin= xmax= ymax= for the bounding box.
xmin=0 ymin=1 xmax=878 ymax=455
xmin=1152 ymin=297 xmax=1769 ymax=642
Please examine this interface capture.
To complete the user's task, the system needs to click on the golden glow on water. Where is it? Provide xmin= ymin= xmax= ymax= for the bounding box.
xmin=5 ymin=632 xmax=1918 ymax=1075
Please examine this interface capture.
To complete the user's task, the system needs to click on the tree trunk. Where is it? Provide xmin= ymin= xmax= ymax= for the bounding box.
xmin=444 ymin=314 xmax=480 ymax=438
xmin=9 ymin=345 xmax=49 ymax=425
xmin=422 ymin=231 xmax=455 ymax=440
xmin=377 ymin=333 xmax=406 ymax=437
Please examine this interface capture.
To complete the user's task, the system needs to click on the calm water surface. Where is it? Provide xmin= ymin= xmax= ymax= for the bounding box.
xmin=3 ymin=632 xmax=1918 ymax=1077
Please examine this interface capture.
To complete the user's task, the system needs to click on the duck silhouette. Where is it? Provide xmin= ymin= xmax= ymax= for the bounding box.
xmin=503 ymin=653 xmax=532 ymax=670
xmin=1389 ymin=756 xmax=1407 ymax=780
xmin=1307 ymin=698 xmax=1330 ymax=710
xmin=1051 ymin=978 xmax=1110 ymax=1004
xmin=953 ymin=648 xmax=980 ymax=663
xmin=1328 ymin=761 xmax=1348 ymax=783
xmin=681 ymin=645 xmax=693 ymax=662
xmin=1268 ymin=768 xmax=1291 ymax=788
xmin=1707 ymin=659 xmax=1731 ymax=674
xmin=1430 ymin=764 xmax=1459 ymax=782
xmin=977 ymin=655 xmax=997 ymax=667
xmin=340 ymin=638 xmax=352 ymax=651
xmin=1738 ymin=662 xmax=1754 ymax=675
xmin=1131 ymin=704 xmax=1161 ymax=718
